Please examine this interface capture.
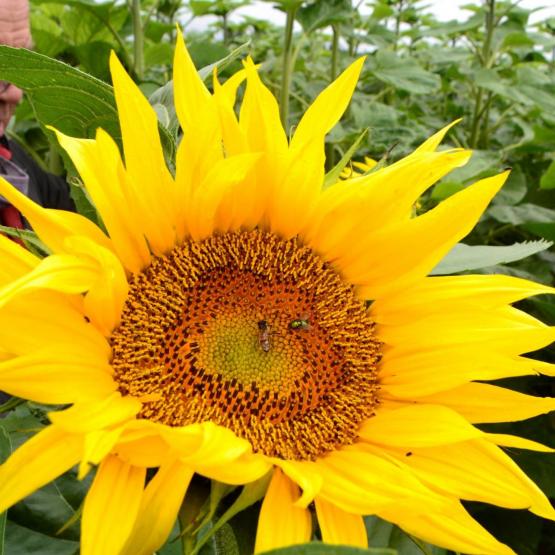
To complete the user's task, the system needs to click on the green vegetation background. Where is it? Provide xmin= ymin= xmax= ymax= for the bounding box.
xmin=0 ymin=1 xmax=554 ymax=554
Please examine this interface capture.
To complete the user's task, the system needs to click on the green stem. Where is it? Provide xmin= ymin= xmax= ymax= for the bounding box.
xmin=326 ymin=24 xmax=340 ymax=170
xmin=330 ymin=25 xmax=339 ymax=81
xmin=279 ymin=6 xmax=298 ymax=130
xmin=393 ymin=0 xmax=404 ymax=51
xmin=222 ymin=12 xmax=230 ymax=45
xmin=131 ymin=0 xmax=145 ymax=81
xmin=469 ymin=0 xmax=495 ymax=148
xmin=178 ymin=479 xmax=210 ymax=554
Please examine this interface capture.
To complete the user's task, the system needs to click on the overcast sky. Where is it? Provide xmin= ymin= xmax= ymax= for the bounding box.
xmin=189 ymin=0 xmax=555 ymax=29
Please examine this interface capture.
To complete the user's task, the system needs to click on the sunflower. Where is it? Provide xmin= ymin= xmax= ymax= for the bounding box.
xmin=0 ymin=33 xmax=554 ymax=555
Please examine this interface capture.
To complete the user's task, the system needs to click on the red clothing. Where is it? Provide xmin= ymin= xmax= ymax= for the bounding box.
xmin=0 ymin=141 xmax=25 ymax=245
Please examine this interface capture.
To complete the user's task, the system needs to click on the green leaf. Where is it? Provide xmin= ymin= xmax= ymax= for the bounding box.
xmin=523 ymin=223 xmax=555 ymax=242
xmin=540 ymin=159 xmax=555 ymax=189
xmin=197 ymin=41 xmax=251 ymax=82
xmin=4 ymin=521 xmax=78 ymax=555
xmin=488 ymin=203 xmax=555 ymax=225
xmin=0 ymin=45 xmax=175 ymax=159
xmin=0 ymin=426 xmax=12 ymax=555
xmin=324 ymin=129 xmax=368 ymax=188
xmin=260 ymin=545 xmax=396 ymax=555
xmin=473 ymin=68 xmax=532 ymax=106
xmin=430 ymin=181 xmax=466 ymax=200
xmin=9 ymin=481 xmax=79 ymax=541
xmin=492 ymin=167 xmax=527 ymax=205
xmin=443 ymin=150 xmax=502 ymax=184
xmin=501 ymin=31 xmax=535 ymax=49
xmin=369 ymin=51 xmax=440 ymax=94
xmin=431 ymin=241 xmax=553 ymax=275
xmin=297 ymin=0 xmax=353 ymax=33
xmin=0 ymin=45 xmax=120 ymax=141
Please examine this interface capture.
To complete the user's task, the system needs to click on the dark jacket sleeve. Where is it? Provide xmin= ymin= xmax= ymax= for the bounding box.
xmin=8 ymin=139 xmax=76 ymax=211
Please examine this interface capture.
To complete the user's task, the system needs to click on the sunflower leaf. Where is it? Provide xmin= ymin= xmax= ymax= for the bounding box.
xmin=4 ymin=522 xmax=78 ymax=555
xmin=431 ymin=241 xmax=553 ymax=275
xmin=0 ymin=45 xmax=174 ymax=158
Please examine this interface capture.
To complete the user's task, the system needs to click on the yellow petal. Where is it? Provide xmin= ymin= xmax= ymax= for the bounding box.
xmin=275 ymin=459 xmax=323 ymax=508
xmin=0 ymin=426 xmax=82 ymax=513
xmin=407 ymin=382 xmax=555 ymax=423
xmin=380 ymin=348 xmax=551 ymax=397
xmin=340 ymin=172 xmax=508 ymax=297
xmin=0 ymin=233 xmax=39 ymax=286
xmin=114 ymin=420 xmax=173 ymax=467
xmin=214 ymin=78 xmax=249 ymax=157
xmin=316 ymin=446 xmax=443 ymax=515
xmin=254 ymin=468 xmax=312 ymax=553
xmin=487 ymin=433 xmax=555 ymax=453
xmin=53 ymin=127 xmax=151 ymax=273
xmin=82 ymin=455 xmax=145 ymax=555
xmin=49 ymin=392 xmax=141 ymax=433
xmin=373 ymin=438 xmax=554 ymax=517
xmin=121 ymin=459 xmax=193 ymax=555
xmin=173 ymin=30 xmax=212 ymax=133
xmin=303 ymin=148 xmax=471 ymax=250
xmin=0 ymin=253 xmax=99 ymax=309
xmin=0 ymin=175 xmax=113 ymax=254
xmin=240 ymin=57 xmax=287 ymax=155
xmin=0 ymin=346 xmax=116 ymax=404
xmin=377 ymin=308 xmax=555 ymax=365
xmin=359 ymin=405 xmax=483 ymax=447
xmin=291 ymin=57 xmax=365 ymax=150
xmin=315 ymin=497 xmax=368 ymax=547
xmin=109 ymin=52 xmax=176 ymax=254
xmin=373 ymin=274 xmax=555 ymax=325
xmin=188 ymin=153 xmax=260 ymax=239
xmin=164 ymin=422 xmax=271 ymax=484
xmin=413 ymin=119 xmax=462 ymax=153
xmin=214 ymin=66 xmax=248 ymax=108
xmin=378 ymin=500 xmax=514 ymax=555
xmin=269 ymin=143 xmax=324 ymax=239
xmin=79 ymin=428 xmax=124 ymax=479
xmin=0 ymin=290 xmax=109 ymax=357
xmin=64 ymin=236 xmax=129 ymax=336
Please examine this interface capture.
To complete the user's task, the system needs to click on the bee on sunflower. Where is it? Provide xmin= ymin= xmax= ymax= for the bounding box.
xmin=0 ymin=32 xmax=554 ymax=555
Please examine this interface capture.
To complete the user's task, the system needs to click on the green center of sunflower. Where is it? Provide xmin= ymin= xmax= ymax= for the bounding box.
xmin=110 ymin=230 xmax=381 ymax=460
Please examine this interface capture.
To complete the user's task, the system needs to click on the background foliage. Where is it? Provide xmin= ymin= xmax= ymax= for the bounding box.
xmin=1 ymin=0 xmax=554 ymax=554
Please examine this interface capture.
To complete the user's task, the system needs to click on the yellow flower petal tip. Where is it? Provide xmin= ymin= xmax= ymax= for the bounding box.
xmin=0 ymin=33 xmax=553 ymax=555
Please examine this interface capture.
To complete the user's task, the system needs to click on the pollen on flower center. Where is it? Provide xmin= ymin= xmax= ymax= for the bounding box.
xmin=110 ymin=230 xmax=381 ymax=460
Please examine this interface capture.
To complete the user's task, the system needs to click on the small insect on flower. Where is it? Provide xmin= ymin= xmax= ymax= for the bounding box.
xmin=257 ymin=319 xmax=271 ymax=352
xmin=289 ymin=314 xmax=310 ymax=331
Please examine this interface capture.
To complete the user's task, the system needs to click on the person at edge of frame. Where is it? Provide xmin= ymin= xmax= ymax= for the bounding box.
xmin=0 ymin=0 xmax=75 ymax=241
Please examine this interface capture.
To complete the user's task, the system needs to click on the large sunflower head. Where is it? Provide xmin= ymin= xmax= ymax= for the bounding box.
xmin=0 ymin=32 xmax=554 ymax=555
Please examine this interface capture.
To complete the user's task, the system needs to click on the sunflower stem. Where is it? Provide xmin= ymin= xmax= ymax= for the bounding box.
xmin=131 ymin=0 xmax=145 ymax=81
xmin=469 ymin=0 xmax=496 ymax=148
xmin=178 ymin=479 xmax=211 ymax=554
xmin=279 ymin=5 xmax=298 ymax=131
xmin=325 ymin=24 xmax=340 ymax=170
